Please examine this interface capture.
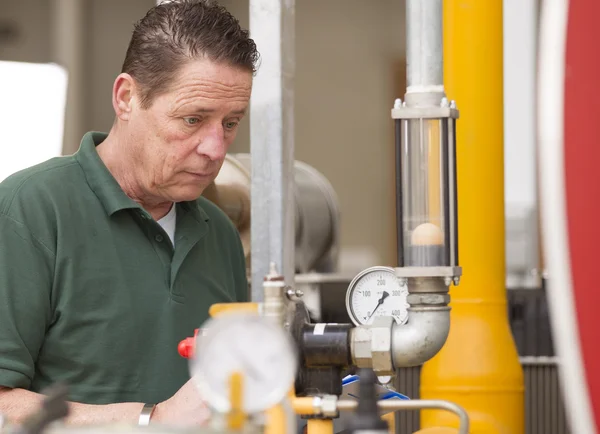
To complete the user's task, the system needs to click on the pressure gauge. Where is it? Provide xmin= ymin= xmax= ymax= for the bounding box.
xmin=189 ymin=313 xmax=297 ymax=415
xmin=345 ymin=266 xmax=409 ymax=326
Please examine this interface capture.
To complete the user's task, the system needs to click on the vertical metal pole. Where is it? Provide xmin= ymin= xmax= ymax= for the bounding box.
xmin=406 ymin=0 xmax=444 ymax=93
xmin=249 ymin=0 xmax=296 ymax=301
xmin=50 ymin=0 xmax=86 ymax=155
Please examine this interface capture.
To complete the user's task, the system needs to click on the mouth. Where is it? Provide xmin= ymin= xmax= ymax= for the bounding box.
xmin=185 ymin=171 xmax=214 ymax=179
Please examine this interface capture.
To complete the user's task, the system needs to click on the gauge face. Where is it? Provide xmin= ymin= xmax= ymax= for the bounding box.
xmin=345 ymin=266 xmax=409 ymax=326
xmin=190 ymin=314 xmax=297 ymax=414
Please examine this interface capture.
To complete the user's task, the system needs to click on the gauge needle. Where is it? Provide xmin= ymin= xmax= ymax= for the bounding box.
xmin=366 ymin=291 xmax=389 ymax=322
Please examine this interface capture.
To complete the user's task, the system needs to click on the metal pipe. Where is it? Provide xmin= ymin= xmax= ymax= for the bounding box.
xmin=336 ymin=399 xmax=469 ymax=434
xmin=262 ymin=263 xmax=286 ymax=328
xmin=292 ymin=396 xmax=469 ymax=434
xmin=249 ymin=0 xmax=296 ymax=299
xmin=405 ymin=0 xmax=444 ymax=102
xmin=391 ymin=306 xmax=450 ymax=368
xmin=50 ymin=0 xmax=86 ymax=155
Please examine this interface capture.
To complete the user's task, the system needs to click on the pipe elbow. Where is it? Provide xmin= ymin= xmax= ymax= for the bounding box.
xmin=391 ymin=307 xmax=450 ymax=367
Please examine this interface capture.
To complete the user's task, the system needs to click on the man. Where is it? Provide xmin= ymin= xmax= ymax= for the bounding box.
xmin=0 ymin=0 xmax=257 ymax=426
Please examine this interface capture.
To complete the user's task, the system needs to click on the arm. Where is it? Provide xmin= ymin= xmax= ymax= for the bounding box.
xmin=0 ymin=215 xmax=142 ymax=425
xmin=0 ymin=380 xmax=208 ymax=426
xmin=0 ymin=216 xmax=208 ymax=427
xmin=0 ymin=387 xmax=143 ymax=425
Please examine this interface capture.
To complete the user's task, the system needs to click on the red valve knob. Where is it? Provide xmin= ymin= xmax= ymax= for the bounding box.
xmin=178 ymin=337 xmax=195 ymax=358
xmin=177 ymin=328 xmax=200 ymax=359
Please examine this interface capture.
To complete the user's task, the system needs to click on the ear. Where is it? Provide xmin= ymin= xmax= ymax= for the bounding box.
xmin=112 ymin=73 xmax=137 ymax=121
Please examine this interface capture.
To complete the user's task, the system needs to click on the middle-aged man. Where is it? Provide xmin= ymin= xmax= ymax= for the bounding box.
xmin=0 ymin=0 xmax=258 ymax=426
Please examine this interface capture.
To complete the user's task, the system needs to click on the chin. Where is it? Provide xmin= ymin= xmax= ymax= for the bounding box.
xmin=170 ymin=186 xmax=207 ymax=202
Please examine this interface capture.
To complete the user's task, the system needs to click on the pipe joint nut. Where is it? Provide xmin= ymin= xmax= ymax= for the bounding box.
xmin=351 ymin=317 xmax=395 ymax=375
xmin=351 ymin=327 xmax=373 ymax=369
xmin=320 ymin=395 xmax=338 ymax=418
xmin=370 ymin=316 xmax=395 ymax=375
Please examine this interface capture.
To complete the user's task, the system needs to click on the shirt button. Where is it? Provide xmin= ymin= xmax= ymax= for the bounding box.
xmin=155 ymin=234 xmax=164 ymax=243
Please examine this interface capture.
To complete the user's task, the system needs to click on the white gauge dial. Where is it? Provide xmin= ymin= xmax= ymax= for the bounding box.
xmin=189 ymin=314 xmax=297 ymax=414
xmin=345 ymin=266 xmax=409 ymax=326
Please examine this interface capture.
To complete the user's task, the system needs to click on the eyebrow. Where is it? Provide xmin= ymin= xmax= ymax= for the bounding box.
xmin=185 ymin=108 xmax=247 ymax=116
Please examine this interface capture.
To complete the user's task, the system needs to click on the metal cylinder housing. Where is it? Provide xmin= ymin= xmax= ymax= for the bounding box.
xmin=203 ymin=153 xmax=340 ymax=274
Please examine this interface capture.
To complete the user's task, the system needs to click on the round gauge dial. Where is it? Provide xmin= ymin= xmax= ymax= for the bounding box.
xmin=345 ymin=266 xmax=409 ymax=326
xmin=189 ymin=313 xmax=297 ymax=414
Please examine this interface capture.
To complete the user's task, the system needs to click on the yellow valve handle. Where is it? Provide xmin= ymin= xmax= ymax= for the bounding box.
xmin=227 ymin=371 xmax=246 ymax=431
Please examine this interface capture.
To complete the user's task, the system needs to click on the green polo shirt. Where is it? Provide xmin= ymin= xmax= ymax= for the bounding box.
xmin=0 ymin=132 xmax=248 ymax=404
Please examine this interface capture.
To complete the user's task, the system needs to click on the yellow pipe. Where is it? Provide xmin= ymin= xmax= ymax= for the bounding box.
xmin=209 ymin=302 xmax=259 ymax=317
xmin=307 ymin=419 xmax=333 ymax=434
xmin=415 ymin=429 xmax=458 ymax=434
xmin=382 ymin=411 xmax=396 ymax=433
xmin=291 ymin=397 xmax=317 ymax=416
xmin=419 ymin=1 xmax=525 ymax=433
xmin=265 ymin=404 xmax=288 ymax=434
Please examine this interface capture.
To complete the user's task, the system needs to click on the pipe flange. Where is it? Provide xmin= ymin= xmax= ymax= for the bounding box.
xmin=406 ymin=293 xmax=450 ymax=306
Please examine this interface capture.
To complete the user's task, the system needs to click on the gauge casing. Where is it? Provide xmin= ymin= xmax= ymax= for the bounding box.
xmin=345 ymin=266 xmax=409 ymax=326
xmin=190 ymin=313 xmax=297 ymax=414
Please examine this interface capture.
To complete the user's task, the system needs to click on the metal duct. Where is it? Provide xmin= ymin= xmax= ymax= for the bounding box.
xmin=203 ymin=154 xmax=340 ymax=275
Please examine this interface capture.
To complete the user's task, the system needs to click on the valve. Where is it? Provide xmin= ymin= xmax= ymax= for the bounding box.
xmin=178 ymin=328 xmax=200 ymax=359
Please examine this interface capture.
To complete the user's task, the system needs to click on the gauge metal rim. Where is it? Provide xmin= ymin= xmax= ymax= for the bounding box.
xmin=345 ymin=265 xmax=399 ymax=326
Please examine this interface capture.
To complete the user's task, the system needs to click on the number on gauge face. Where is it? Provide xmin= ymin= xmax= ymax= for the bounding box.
xmin=348 ymin=268 xmax=409 ymax=325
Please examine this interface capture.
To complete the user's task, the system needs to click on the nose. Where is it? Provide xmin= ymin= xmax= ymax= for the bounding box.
xmin=196 ymin=124 xmax=227 ymax=162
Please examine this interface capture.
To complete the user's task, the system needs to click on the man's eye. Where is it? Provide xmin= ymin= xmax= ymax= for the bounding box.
xmin=183 ymin=117 xmax=200 ymax=125
xmin=225 ymin=121 xmax=239 ymax=130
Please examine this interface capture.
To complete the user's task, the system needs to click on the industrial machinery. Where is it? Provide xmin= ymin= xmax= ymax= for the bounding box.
xmin=177 ymin=0 xmax=470 ymax=431
xmin=179 ymin=261 xmax=470 ymax=434
xmin=14 ymin=0 xmax=595 ymax=430
xmin=0 ymin=0 xmax=471 ymax=431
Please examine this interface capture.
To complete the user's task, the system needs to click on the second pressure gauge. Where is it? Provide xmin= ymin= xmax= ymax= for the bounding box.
xmin=189 ymin=313 xmax=297 ymax=415
xmin=345 ymin=266 xmax=409 ymax=326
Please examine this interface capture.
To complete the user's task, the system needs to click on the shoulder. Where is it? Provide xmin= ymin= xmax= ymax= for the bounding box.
xmin=0 ymin=156 xmax=80 ymax=217
xmin=0 ymin=157 xmax=82 ymax=248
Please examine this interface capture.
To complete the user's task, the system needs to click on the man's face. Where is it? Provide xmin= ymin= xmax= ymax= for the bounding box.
xmin=126 ymin=59 xmax=252 ymax=203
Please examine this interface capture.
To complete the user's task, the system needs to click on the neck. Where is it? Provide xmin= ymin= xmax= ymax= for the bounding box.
xmin=96 ymin=127 xmax=173 ymax=220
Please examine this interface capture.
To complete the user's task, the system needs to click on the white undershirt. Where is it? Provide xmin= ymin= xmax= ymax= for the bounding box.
xmin=157 ymin=204 xmax=177 ymax=246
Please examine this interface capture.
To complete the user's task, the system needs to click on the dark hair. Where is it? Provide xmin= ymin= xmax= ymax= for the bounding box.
xmin=121 ymin=0 xmax=259 ymax=109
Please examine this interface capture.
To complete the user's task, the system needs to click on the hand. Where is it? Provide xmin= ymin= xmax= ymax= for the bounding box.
xmin=152 ymin=378 xmax=211 ymax=427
